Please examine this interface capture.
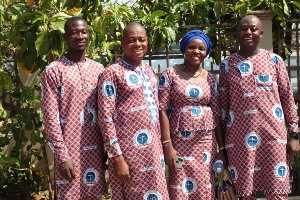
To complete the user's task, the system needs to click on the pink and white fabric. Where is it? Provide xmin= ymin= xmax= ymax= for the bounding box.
xmin=41 ymin=56 xmax=107 ymax=199
xmin=219 ymin=49 xmax=299 ymax=198
xmin=159 ymin=67 xmax=220 ymax=200
xmin=97 ymin=59 xmax=169 ymax=200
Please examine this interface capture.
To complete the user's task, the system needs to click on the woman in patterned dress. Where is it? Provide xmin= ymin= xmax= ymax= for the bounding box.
xmin=159 ymin=30 xmax=226 ymax=200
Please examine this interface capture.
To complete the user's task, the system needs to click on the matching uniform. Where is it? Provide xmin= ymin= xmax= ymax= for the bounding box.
xmin=219 ymin=49 xmax=299 ymax=199
xmin=41 ymin=56 xmax=107 ymax=199
xmin=97 ymin=59 xmax=169 ymax=200
xmin=159 ymin=67 xmax=220 ymax=200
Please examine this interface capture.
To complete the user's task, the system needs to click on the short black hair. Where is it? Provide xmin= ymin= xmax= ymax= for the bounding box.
xmin=122 ymin=22 xmax=146 ymax=38
xmin=64 ymin=17 xmax=87 ymax=32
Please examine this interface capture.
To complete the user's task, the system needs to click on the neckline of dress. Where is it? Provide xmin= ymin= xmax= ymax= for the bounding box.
xmin=172 ymin=65 xmax=208 ymax=84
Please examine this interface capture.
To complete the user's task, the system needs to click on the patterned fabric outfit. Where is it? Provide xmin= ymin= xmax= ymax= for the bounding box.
xmin=159 ymin=67 xmax=220 ymax=200
xmin=41 ymin=56 xmax=107 ymax=200
xmin=219 ymin=49 xmax=299 ymax=199
xmin=97 ymin=59 xmax=169 ymax=200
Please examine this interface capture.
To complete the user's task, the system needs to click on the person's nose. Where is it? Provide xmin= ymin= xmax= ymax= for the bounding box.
xmin=77 ymin=32 xmax=84 ymax=39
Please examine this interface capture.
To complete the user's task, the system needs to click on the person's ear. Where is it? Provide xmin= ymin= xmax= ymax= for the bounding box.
xmin=260 ymin=29 xmax=264 ymax=38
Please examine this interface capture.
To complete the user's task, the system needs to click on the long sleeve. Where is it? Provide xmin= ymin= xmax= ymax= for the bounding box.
xmin=158 ymin=68 xmax=172 ymax=111
xmin=208 ymin=74 xmax=221 ymax=121
xmin=97 ymin=67 xmax=122 ymax=158
xmin=219 ymin=60 xmax=230 ymax=131
xmin=41 ymin=66 xmax=70 ymax=164
xmin=276 ymin=55 xmax=299 ymax=133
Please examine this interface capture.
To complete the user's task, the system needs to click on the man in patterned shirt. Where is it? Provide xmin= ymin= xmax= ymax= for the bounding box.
xmin=219 ymin=15 xmax=300 ymax=200
xmin=41 ymin=17 xmax=107 ymax=199
xmin=97 ymin=22 xmax=169 ymax=200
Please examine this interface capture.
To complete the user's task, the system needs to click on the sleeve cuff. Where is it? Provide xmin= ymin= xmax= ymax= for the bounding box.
xmin=289 ymin=122 xmax=299 ymax=134
xmin=106 ymin=138 xmax=123 ymax=158
xmin=55 ymin=147 xmax=71 ymax=164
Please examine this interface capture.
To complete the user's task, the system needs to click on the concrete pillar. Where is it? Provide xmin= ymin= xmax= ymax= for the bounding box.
xmin=248 ymin=10 xmax=276 ymax=51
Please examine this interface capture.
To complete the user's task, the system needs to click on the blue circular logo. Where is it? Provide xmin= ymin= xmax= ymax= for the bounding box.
xmin=85 ymin=172 xmax=96 ymax=182
xmin=221 ymin=62 xmax=226 ymax=72
xmin=239 ymin=63 xmax=250 ymax=72
xmin=278 ymin=166 xmax=286 ymax=177
xmin=185 ymin=180 xmax=194 ymax=192
xmin=275 ymin=107 xmax=282 ymax=118
xmin=181 ymin=131 xmax=191 ymax=138
xmin=230 ymin=168 xmax=236 ymax=180
xmin=204 ymin=153 xmax=207 ymax=162
xmin=191 ymin=106 xmax=201 ymax=116
xmin=129 ymin=74 xmax=138 ymax=84
xmin=159 ymin=75 xmax=166 ymax=86
xmin=89 ymin=112 xmax=94 ymax=122
xmin=258 ymin=75 xmax=270 ymax=83
xmin=137 ymin=133 xmax=148 ymax=144
xmin=147 ymin=194 xmax=158 ymax=200
xmin=189 ymin=88 xmax=200 ymax=98
xmin=105 ymin=85 xmax=115 ymax=97
xmin=272 ymin=55 xmax=279 ymax=64
xmin=247 ymin=136 xmax=258 ymax=147
xmin=227 ymin=114 xmax=232 ymax=123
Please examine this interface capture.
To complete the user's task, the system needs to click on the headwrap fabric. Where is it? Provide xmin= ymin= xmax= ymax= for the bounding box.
xmin=180 ymin=30 xmax=212 ymax=57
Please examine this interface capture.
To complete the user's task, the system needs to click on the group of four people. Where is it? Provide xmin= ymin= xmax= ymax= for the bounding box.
xmin=41 ymin=14 xmax=300 ymax=200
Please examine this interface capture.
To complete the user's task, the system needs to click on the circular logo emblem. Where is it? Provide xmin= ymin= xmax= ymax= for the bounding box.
xmin=125 ymin=71 xmax=142 ymax=88
xmin=102 ymin=81 xmax=116 ymax=98
xmin=256 ymin=75 xmax=271 ymax=84
xmin=179 ymin=131 xmax=194 ymax=139
xmin=87 ymin=107 xmax=97 ymax=123
xmin=186 ymin=85 xmax=203 ymax=99
xmin=275 ymin=162 xmax=288 ymax=180
xmin=182 ymin=177 xmax=197 ymax=193
xmin=226 ymin=111 xmax=234 ymax=127
xmin=160 ymin=155 xmax=165 ymax=170
xmin=143 ymin=190 xmax=162 ymax=200
xmin=270 ymin=54 xmax=279 ymax=65
xmin=221 ymin=60 xmax=228 ymax=73
xmin=133 ymin=129 xmax=152 ymax=148
xmin=191 ymin=106 xmax=202 ymax=117
xmin=273 ymin=104 xmax=284 ymax=120
xmin=245 ymin=132 xmax=261 ymax=148
xmin=58 ymin=83 xmax=64 ymax=97
xmin=83 ymin=168 xmax=99 ymax=184
xmin=203 ymin=151 xmax=211 ymax=164
xmin=229 ymin=166 xmax=238 ymax=180
xmin=237 ymin=60 xmax=253 ymax=75
xmin=159 ymin=74 xmax=168 ymax=87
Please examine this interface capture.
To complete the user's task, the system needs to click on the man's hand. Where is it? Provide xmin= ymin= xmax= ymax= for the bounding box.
xmin=60 ymin=159 xmax=76 ymax=181
xmin=113 ymin=155 xmax=130 ymax=184
xmin=287 ymin=137 xmax=300 ymax=160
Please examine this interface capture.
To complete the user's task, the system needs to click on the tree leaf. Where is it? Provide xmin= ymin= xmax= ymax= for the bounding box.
xmin=9 ymin=157 xmax=20 ymax=167
xmin=151 ymin=10 xmax=166 ymax=19
xmin=0 ymin=71 xmax=13 ymax=92
xmin=35 ymin=27 xmax=49 ymax=56
xmin=213 ymin=1 xmax=222 ymax=20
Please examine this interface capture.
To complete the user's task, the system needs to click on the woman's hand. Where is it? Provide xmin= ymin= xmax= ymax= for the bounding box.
xmin=163 ymin=143 xmax=181 ymax=170
xmin=113 ymin=155 xmax=130 ymax=184
xmin=214 ymin=149 xmax=228 ymax=168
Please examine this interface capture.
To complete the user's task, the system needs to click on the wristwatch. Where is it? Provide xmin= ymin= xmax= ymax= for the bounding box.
xmin=289 ymin=132 xmax=300 ymax=140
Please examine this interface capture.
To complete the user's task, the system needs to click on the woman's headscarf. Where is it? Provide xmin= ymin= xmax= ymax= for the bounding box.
xmin=180 ymin=30 xmax=212 ymax=57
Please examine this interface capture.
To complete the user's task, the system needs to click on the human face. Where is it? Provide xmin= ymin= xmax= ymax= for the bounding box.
xmin=121 ymin=27 xmax=148 ymax=66
xmin=237 ymin=16 xmax=263 ymax=50
xmin=64 ymin=20 xmax=89 ymax=52
xmin=184 ymin=39 xmax=207 ymax=67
